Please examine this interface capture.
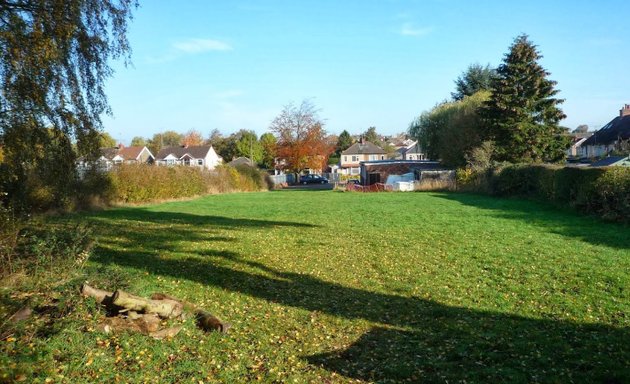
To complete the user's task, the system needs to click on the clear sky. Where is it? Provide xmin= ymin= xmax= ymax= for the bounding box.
xmin=102 ymin=0 xmax=629 ymax=144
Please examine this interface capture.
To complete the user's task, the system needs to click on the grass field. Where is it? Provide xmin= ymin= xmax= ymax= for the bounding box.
xmin=2 ymin=190 xmax=629 ymax=383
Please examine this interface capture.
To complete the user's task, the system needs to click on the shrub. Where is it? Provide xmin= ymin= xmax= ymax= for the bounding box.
xmin=459 ymin=164 xmax=630 ymax=223
xmin=233 ymin=164 xmax=273 ymax=191
xmin=0 ymin=216 xmax=94 ymax=277
xmin=589 ymin=166 xmax=630 ymax=221
xmin=104 ymin=164 xmax=270 ymax=204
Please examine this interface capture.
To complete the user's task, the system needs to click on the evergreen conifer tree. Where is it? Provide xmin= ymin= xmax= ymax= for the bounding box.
xmin=482 ymin=34 xmax=568 ymax=163
xmin=335 ymin=130 xmax=353 ymax=156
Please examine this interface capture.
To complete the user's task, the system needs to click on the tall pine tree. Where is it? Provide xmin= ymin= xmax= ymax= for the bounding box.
xmin=482 ymin=35 xmax=568 ymax=163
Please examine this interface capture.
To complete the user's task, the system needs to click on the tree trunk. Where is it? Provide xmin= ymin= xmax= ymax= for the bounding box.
xmin=80 ymin=284 xmax=113 ymax=304
xmin=111 ymin=290 xmax=183 ymax=319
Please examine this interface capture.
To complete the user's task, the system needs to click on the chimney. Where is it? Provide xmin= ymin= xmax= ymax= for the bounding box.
xmin=117 ymin=143 xmax=124 ymax=149
xmin=360 ymin=136 xmax=365 ymax=145
xmin=621 ymin=104 xmax=630 ymax=117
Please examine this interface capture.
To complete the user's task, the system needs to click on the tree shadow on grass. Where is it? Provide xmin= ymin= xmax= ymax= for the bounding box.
xmin=92 ymin=248 xmax=630 ymax=383
xmin=90 ymin=208 xmax=318 ymax=229
xmin=433 ymin=192 xmax=630 ymax=250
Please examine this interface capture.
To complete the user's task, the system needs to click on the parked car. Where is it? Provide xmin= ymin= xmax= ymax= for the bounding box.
xmin=300 ymin=174 xmax=328 ymax=184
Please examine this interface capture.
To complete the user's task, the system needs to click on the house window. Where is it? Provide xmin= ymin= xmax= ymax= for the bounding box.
xmin=167 ymin=159 xmax=174 ymax=165
xmin=380 ymin=155 xmax=385 ymax=160
xmin=352 ymin=155 xmax=359 ymax=162
xmin=184 ymin=158 xmax=190 ymax=166
xmin=197 ymin=159 xmax=203 ymax=166
xmin=344 ymin=156 xmax=347 ymax=162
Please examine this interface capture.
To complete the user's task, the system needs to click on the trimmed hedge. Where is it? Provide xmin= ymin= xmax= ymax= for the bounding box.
xmin=461 ymin=165 xmax=630 ymax=223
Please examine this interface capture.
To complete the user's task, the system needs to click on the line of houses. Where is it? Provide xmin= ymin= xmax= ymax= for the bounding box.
xmin=78 ymin=104 xmax=630 ymax=181
xmin=77 ymin=144 xmax=224 ymax=172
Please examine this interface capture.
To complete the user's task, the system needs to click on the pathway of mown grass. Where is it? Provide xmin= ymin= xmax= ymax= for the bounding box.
xmin=3 ymin=191 xmax=629 ymax=383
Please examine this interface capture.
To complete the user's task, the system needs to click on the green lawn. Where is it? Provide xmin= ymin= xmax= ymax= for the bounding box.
xmin=3 ymin=190 xmax=629 ymax=383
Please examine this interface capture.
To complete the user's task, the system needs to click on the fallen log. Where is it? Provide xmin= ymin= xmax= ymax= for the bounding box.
xmin=111 ymin=290 xmax=183 ymax=319
xmin=81 ymin=285 xmax=229 ymax=335
xmin=80 ymin=284 xmax=113 ymax=305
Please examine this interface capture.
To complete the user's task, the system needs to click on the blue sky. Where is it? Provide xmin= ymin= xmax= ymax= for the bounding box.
xmin=102 ymin=0 xmax=629 ymax=144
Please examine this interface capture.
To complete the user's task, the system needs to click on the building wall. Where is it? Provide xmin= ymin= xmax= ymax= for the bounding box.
xmin=138 ymin=147 xmax=154 ymax=164
xmin=585 ymin=144 xmax=615 ymax=158
xmin=340 ymin=153 xmax=385 ymax=168
xmin=203 ymin=147 xmax=222 ymax=169
xmin=404 ymin=152 xmax=425 ymax=160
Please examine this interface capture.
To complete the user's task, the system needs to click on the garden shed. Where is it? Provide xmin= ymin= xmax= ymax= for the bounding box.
xmin=359 ymin=160 xmax=450 ymax=186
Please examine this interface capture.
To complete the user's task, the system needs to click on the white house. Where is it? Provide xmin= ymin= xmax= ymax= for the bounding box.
xmin=395 ymin=141 xmax=426 ymax=161
xmin=76 ymin=145 xmax=154 ymax=172
xmin=155 ymin=145 xmax=223 ymax=170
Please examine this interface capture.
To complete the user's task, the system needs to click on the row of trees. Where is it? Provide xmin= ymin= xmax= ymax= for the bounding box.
xmin=110 ymin=102 xmax=397 ymax=175
xmin=410 ymin=34 xmax=569 ymax=167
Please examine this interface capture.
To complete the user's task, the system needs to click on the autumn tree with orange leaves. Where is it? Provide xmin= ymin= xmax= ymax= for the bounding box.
xmin=181 ymin=129 xmax=205 ymax=147
xmin=270 ymin=100 xmax=334 ymax=175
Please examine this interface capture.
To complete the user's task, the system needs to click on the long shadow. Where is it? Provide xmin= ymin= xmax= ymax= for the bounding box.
xmin=91 ymin=208 xmax=318 ymax=228
xmin=434 ymin=192 xmax=630 ymax=250
xmin=92 ymin=248 xmax=630 ymax=383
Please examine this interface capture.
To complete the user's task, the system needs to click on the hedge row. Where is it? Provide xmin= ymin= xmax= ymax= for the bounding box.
xmin=80 ymin=164 xmax=272 ymax=206
xmin=460 ymin=165 xmax=630 ymax=223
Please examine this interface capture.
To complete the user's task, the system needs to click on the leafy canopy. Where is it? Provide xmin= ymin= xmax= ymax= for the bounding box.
xmin=270 ymin=100 xmax=333 ymax=173
xmin=234 ymin=130 xmax=263 ymax=164
xmin=0 ymin=0 xmax=136 ymax=210
xmin=409 ymin=91 xmax=490 ymax=167
xmin=362 ymin=127 xmax=379 ymax=145
xmin=259 ymin=132 xmax=277 ymax=169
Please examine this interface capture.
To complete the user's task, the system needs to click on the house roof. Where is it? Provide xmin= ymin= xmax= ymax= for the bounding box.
xmin=96 ymin=146 xmax=151 ymax=161
xmin=228 ymin=157 xmax=254 ymax=167
xmin=156 ymin=145 xmax=213 ymax=160
xmin=582 ymin=115 xmax=630 ymax=146
xmin=589 ymin=156 xmax=629 ymax=167
xmin=403 ymin=143 xmax=423 ymax=154
xmin=341 ymin=141 xmax=386 ymax=155
xmin=117 ymin=146 xmax=150 ymax=160
xmin=99 ymin=147 xmax=119 ymax=160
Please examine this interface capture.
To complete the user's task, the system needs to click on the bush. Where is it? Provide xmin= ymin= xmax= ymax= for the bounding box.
xmin=589 ymin=166 xmax=630 ymax=221
xmin=0 ymin=215 xmax=94 ymax=277
xmin=104 ymin=164 xmax=270 ymax=204
xmin=459 ymin=164 xmax=630 ymax=223
xmin=233 ymin=164 xmax=273 ymax=191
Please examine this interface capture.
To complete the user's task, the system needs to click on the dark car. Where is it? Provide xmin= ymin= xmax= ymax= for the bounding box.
xmin=300 ymin=174 xmax=328 ymax=184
